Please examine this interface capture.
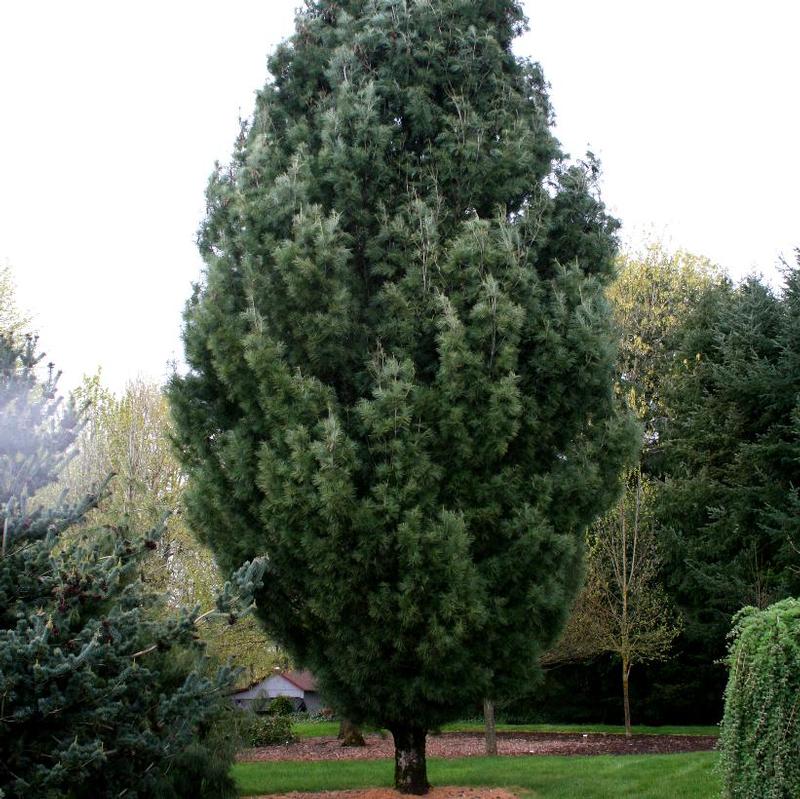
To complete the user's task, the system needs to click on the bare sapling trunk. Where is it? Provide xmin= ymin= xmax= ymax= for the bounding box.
xmin=483 ymin=698 xmax=497 ymax=755
xmin=391 ymin=724 xmax=429 ymax=795
xmin=622 ymin=656 xmax=632 ymax=737
xmin=337 ymin=718 xmax=366 ymax=747
xmin=621 ymin=488 xmax=632 ymax=739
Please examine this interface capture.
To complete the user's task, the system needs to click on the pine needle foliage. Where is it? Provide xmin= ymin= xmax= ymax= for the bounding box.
xmin=0 ymin=334 xmax=247 ymax=799
xmin=170 ymin=0 xmax=637 ymax=789
xmin=719 ymin=598 xmax=800 ymax=799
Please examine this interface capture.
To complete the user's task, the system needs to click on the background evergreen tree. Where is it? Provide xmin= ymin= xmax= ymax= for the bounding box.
xmin=655 ymin=255 xmax=800 ymax=717
xmin=0 ymin=333 xmax=254 ymax=798
xmin=538 ymin=249 xmax=800 ymax=727
xmin=170 ymin=1 xmax=635 ymax=791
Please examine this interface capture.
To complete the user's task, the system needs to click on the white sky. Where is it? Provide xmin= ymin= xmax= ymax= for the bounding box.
xmin=1 ymin=0 xmax=798 ymax=393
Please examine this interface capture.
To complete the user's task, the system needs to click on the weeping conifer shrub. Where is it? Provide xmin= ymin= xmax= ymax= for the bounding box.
xmin=719 ymin=599 xmax=800 ymax=799
xmin=170 ymin=1 xmax=637 ymax=792
xmin=0 ymin=333 xmax=263 ymax=799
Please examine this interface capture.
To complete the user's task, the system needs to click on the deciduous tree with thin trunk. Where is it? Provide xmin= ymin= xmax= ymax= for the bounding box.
xmin=169 ymin=0 xmax=636 ymax=792
xmin=552 ymin=470 xmax=680 ymax=736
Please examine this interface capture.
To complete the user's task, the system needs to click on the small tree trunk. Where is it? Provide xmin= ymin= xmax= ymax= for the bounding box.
xmin=391 ymin=724 xmax=429 ymax=795
xmin=622 ymin=657 xmax=632 ymax=738
xmin=483 ymin=698 xmax=497 ymax=755
xmin=337 ymin=718 xmax=366 ymax=747
xmin=2 ymin=513 xmax=9 ymax=557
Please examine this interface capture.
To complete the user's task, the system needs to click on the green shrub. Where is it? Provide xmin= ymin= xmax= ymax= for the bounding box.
xmin=268 ymin=695 xmax=295 ymax=716
xmin=243 ymin=713 xmax=296 ymax=747
xmin=154 ymin=704 xmax=241 ymax=799
xmin=719 ymin=598 xmax=800 ymax=798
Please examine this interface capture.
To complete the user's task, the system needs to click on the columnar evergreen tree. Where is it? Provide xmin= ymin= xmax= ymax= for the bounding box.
xmin=170 ymin=1 xmax=636 ymax=791
xmin=0 ymin=334 xmax=259 ymax=798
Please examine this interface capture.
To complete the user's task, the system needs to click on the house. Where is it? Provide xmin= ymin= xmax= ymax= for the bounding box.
xmin=231 ymin=669 xmax=323 ymax=713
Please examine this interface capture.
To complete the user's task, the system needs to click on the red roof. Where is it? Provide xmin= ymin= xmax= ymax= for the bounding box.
xmin=281 ymin=669 xmax=318 ymax=692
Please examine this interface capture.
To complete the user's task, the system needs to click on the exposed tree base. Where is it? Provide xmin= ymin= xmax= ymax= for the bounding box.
xmin=483 ymin=698 xmax=497 ymax=756
xmin=623 ymin=659 xmax=632 ymax=738
xmin=338 ymin=719 xmax=366 ymax=747
xmin=391 ymin=725 xmax=430 ymax=795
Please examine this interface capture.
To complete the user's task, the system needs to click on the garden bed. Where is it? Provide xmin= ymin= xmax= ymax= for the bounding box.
xmin=249 ymin=788 xmax=517 ymax=799
xmin=239 ymin=731 xmax=717 ymax=762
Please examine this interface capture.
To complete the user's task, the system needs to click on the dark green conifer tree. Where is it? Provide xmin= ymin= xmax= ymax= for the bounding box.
xmin=170 ymin=1 xmax=635 ymax=791
xmin=657 ymin=256 xmax=800 ymax=715
xmin=0 ymin=334 xmax=256 ymax=798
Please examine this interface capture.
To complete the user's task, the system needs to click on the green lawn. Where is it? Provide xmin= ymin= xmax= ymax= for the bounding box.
xmin=291 ymin=720 xmax=719 ymax=739
xmin=234 ymin=752 xmax=720 ymax=798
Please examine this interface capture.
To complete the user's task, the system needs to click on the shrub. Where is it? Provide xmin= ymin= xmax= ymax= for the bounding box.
xmin=242 ymin=713 xmax=295 ymax=747
xmin=719 ymin=598 xmax=800 ymax=798
xmin=154 ymin=704 xmax=242 ymax=799
xmin=268 ymin=695 xmax=295 ymax=716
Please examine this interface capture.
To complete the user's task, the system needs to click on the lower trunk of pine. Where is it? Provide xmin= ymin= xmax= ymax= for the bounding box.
xmin=338 ymin=718 xmax=366 ymax=747
xmin=391 ymin=725 xmax=429 ymax=795
xmin=622 ymin=660 xmax=632 ymax=738
xmin=483 ymin=698 xmax=497 ymax=755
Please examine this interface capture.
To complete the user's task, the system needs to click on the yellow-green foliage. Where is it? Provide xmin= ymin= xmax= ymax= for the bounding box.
xmin=609 ymin=243 xmax=725 ymax=432
xmin=45 ymin=375 xmax=282 ymax=684
xmin=719 ymin=598 xmax=800 ymax=798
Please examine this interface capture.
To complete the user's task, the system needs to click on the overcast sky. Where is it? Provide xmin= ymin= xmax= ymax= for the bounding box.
xmin=1 ymin=1 xmax=798 ymax=393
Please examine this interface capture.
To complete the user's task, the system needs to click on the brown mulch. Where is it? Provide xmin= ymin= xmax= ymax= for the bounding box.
xmin=239 ymin=731 xmax=717 ymax=763
xmin=248 ymin=789 xmax=519 ymax=799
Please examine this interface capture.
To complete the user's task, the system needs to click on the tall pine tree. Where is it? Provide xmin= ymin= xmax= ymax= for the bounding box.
xmin=170 ymin=1 xmax=636 ymax=791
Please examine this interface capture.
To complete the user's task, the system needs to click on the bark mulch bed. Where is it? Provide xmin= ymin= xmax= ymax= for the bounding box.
xmin=239 ymin=731 xmax=718 ymax=763
xmin=249 ymin=788 xmax=519 ymax=799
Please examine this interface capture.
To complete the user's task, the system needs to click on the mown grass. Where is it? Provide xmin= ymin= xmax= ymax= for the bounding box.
xmin=291 ymin=720 xmax=719 ymax=739
xmin=234 ymin=751 xmax=720 ymax=798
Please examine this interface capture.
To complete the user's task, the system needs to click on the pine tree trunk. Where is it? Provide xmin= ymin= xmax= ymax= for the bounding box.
xmin=391 ymin=724 xmax=429 ymax=795
xmin=338 ymin=718 xmax=366 ymax=747
xmin=483 ymin=698 xmax=497 ymax=755
xmin=622 ymin=657 xmax=632 ymax=738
